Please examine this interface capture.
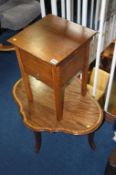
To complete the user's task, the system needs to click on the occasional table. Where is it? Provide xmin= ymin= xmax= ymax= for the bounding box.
xmin=12 ymin=76 xmax=103 ymax=152
xmin=8 ymin=14 xmax=96 ymax=121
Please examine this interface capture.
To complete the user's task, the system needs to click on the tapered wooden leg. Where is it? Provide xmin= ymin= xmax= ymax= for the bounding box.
xmin=81 ymin=42 xmax=90 ymax=96
xmin=34 ymin=132 xmax=41 ymax=153
xmin=15 ymin=47 xmax=33 ymax=107
xmin=54 ymin=86 xmax=64 ymax=121
xmin=52 ymin=66 xmax=64 ymax=121
xmin=88 ymin=132 xmax=96 ymax=150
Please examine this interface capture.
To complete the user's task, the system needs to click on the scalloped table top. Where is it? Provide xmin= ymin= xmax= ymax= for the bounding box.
xmin=12 ymin=76 xmax=103 ymax=135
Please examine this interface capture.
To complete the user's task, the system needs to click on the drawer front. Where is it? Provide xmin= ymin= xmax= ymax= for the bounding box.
xmin=19 ymin=49 xmax=53 ymax=87
xmin=59 ymin=48 xmax=84 ymax=86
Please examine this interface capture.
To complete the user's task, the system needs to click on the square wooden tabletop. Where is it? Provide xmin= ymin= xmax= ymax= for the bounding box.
xmin=8 ymin=14 xmax=96 ymax=64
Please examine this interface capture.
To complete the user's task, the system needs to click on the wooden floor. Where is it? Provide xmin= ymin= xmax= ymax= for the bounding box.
xmin=13 ymin=76 xmax=103 ymax=135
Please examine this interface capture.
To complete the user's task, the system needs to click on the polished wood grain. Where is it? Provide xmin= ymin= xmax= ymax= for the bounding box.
xmin=81 ymin=42 xmax=90 ymax=96
xmin=52 ymin=65 xmax=64 ymax=121
xmin=15 ymin=47 xmax=33 ymax=109
xmin=8 ymin=14 xmax=96 ymax=121
xmin=8 ymin=15 xmax=96 ymax=64
xmin=19 ymin=49 xmax=53 ymax=87
xmin=12 ymin=76 xmax=103 ymax=135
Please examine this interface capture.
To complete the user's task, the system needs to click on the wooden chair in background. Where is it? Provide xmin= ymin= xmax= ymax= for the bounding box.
xmin=87 ymin=67 xmax=109 ymax=103
xmin=100 ymin=42 xmax=115 ymax=72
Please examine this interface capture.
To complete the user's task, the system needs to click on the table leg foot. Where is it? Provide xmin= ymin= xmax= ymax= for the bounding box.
xmin=88 ymin=133 xmax=96 ymax=150
xmin=34 ymin=132 xmax=41 ymax=153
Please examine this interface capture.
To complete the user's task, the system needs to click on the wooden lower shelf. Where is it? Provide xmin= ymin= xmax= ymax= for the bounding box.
xmin=13 ymin=76 xmax=103 ymax=135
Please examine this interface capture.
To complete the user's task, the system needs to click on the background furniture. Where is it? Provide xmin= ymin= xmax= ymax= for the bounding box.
xmin=12 ymin=76 xmax=103 ymax=152
xmin=87 ymin=67 xmax=109 ymax=102
xmin=0 ymin=0 xmax=41 ymax=51
xmin=8 ymin=14 xmax=96 ymax=121
xmin=104 ymin=148 xmax=116 ymax=175
xmin=100 ymin=42 xmax=115 ymax=72
xmin=104 ymin=111 xmax=116 ymax=123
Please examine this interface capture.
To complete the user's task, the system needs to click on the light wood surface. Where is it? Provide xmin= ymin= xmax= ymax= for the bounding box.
xmin=8 ymin=14 xmax=96 ymax=121
xmin=87 ymin=67 xmax=109 ymax=101
xmin=8 ymin=14 xmax=96 ymax=64
xmin=13 ymin=76 xmax=103 ymax=135
xmin=15 ymin=47 xmax=33 ymax=106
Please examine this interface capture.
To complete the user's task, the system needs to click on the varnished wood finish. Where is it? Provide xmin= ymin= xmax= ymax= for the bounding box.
xmin=59 ymin=48 xmax=84 ymax=86
xmin=82 ymin=42 xmax=90 ymax=96
xmin=52 ymin=65 xmax=64 ymax=121
xmin=15 ymin=48 xmax=33 ymax=109
xmin=34 ymin=132 xmax=41 ymax=153
xmin=12 ymin=76 xmax=103 ymax=135
xmin=8 ymin=15 xmax=96 ymax=63
xmin=8 ymin=15 xmax=96 ymax=120
xmin=19 ymin=49 xmax=53 ymax=88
